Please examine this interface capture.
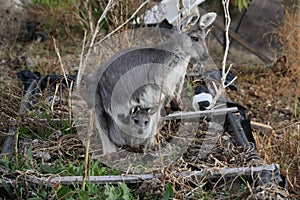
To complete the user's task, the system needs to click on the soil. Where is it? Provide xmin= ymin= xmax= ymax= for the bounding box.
xmin=0 ymin=1 xmax=299 ymax=199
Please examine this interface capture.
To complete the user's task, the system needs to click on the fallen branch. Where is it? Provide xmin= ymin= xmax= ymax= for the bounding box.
xmin=164 ymin=107 xmax=238 ymax=120
xmin=0 ymin=164 xmax=281 ymax=187
xmin=251 ymin=121 xmax=274 ymax=131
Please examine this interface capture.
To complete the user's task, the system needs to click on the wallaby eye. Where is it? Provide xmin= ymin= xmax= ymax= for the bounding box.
xmin=130 ymin=106 xmax=141 ymax=115
xmin=191 ymin=36 xmax=199 ymax=41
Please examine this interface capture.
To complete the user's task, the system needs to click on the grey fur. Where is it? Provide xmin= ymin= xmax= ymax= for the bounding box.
xmin=85 ymin=12 xmax=217 ymax=154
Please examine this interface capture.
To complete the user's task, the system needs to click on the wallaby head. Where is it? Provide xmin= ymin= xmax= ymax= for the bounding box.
xmin=128 ymin=105 xmax=158 ymax=132
xmin=174 ymin=11 xmax=217 ymax=64
xmin=156 ymin=11 xmax=217 ymax=105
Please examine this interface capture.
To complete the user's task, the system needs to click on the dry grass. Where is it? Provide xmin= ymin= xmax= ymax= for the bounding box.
xmin=270 ymin=6 xmax=300 ymax=117
xmin=229 ymin=64 xmax=299 ymax=199
xmin=255 ymin=124 xmax=300 ymax=198
xmin=227 ymin=9 xmax=300 ymax=198
xmin=0 ymin=1 xmax=299 ymax=199
xmin=259 ymin=9 xmax=300 ymax=198
xmin=0 ymin=78 xmax=22 ymax=147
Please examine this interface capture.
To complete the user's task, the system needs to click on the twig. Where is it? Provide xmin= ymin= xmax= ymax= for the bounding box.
xmin=164 ymin=107 xmax=238 ymax=120
xmin=212 ymin=20 xmax=272 ymax=63
xmin=221 ymin=0 xmax=231 ymax=74
xmin=15 ymin=124 xmax=20 ymax=165
xmin=51 ymin=84 xmax=60 ymax=112
xmin=208 ymin=0 xmax=237 ymax=109
xmin=85 ymin=0 xmax=94 ymax=33
xmin=82 ymin=109 xmax=94 ymax=190
xmin=88 ymin=0 xmax=114 ymax=54
xmin=96 ymin=0 xmax=150 ymax=45
xmin=45 ymin=164 xmax=279 ymax=185
xmin=76 ymin=0 xmax=114 ymax=88
xmin=210 ymin=154 xmax=228 ymax=168
xmin=76 ymin=30 xmax=87 ymax=88
xmin=0 ymin=164 xmax=282 ymax=189
xmin=77 ymin=0 xmax=150 ymax=88
xmin=68 ymin=80 xmax=74 ymax=125
xmin=53 ymin=37 xmax=69 ymax=89
xmin=251 ymin=121 xmax=274 ymax=131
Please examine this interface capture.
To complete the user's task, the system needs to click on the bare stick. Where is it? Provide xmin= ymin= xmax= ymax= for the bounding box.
xmin=0 ymin=164 xmax=281 ymax=188
xmin=85 ymin=0 xmax=94 ymax=33
xmin=77 ymin=30 xmax=87 ymax=88
xmin=51 ymin=84 xmax=60 ymax=112
xmin=221 ymin=0 xmax=231 ymax=76
xmin=164 ymin=107 xmax=238 ymax=120
xmin=68 ymin=80 xmax=74 ymax=124
xmin=77 ymin=1 xmax=150 ymax=90
xmin=46 ymin=164 xmax=280 ymax=185
xmin=14 ymin=126 xmax=19 ymax=165
xmin=82 ymin=109 xmax=94 ymax=190
xmin=53 ymin=37 xmax=69 ymax=89
xmin=208 ymin=0 xmax=236 ymax=109
xmin=88 ymin=0 xmax=114 ymax=54
xmin=76 ymin=0 xmax=114 ymax=87
xmin=96 ymin=0 xmax=150 ymax=45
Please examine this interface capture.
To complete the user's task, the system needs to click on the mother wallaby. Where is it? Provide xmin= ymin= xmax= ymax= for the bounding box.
xmin=87 ymin=11 xmax=216 ymax=154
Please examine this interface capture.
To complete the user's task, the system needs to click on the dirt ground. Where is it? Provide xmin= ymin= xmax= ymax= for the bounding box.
xmin=0 ymin=1 xmax=299 ymax=199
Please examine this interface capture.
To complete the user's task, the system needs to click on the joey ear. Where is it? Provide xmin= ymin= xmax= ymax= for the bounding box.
xmin=148 ymin=106 xmax=159 ymax=115
xmin=199 ymin=12 xmax=217 ymax=29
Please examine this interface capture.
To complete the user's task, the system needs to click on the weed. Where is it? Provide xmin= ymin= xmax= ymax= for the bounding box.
xmin=104 ymin=182 xmax=133 ymax=200
xmin=0 ymin=155 xmax=127 ymax=199
xmin=0 ymin=1 xmax=298 ymax=199
xmin=161 ymin=182 xmax=174 ymax=200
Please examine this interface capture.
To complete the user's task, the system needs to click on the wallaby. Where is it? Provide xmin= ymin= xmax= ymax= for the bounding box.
xmin=85 ymin=11 xmax=217 ymax=155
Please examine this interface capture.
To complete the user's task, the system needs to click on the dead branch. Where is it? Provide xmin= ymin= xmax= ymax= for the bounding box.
xmin=0 ymin=164 xmax=280 ymax=187
xmin=164 ymin=107 xmax=238 ymax=120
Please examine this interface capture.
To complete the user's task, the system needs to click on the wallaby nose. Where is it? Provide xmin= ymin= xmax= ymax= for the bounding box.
xmin=201 ymin=51 xmax=209 ymax=61
xmin=133 ymin=117 xmax=149 ymax=127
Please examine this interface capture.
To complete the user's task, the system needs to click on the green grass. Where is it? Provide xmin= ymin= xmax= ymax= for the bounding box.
xmin=0 ymin=1 xmax=298 ymax=199
xmin=0 ymin=155 xmax=133 ymax=199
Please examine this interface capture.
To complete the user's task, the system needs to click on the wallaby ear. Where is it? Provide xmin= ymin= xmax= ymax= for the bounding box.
xmin=199 ymin=12 xmax=217 ymax=29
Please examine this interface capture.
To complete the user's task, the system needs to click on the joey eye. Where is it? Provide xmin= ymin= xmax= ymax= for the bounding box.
xmin=130 ymin=106 xmax=141 ymax=114
xmin=191 ymin=36 xmax=199 ymax=41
